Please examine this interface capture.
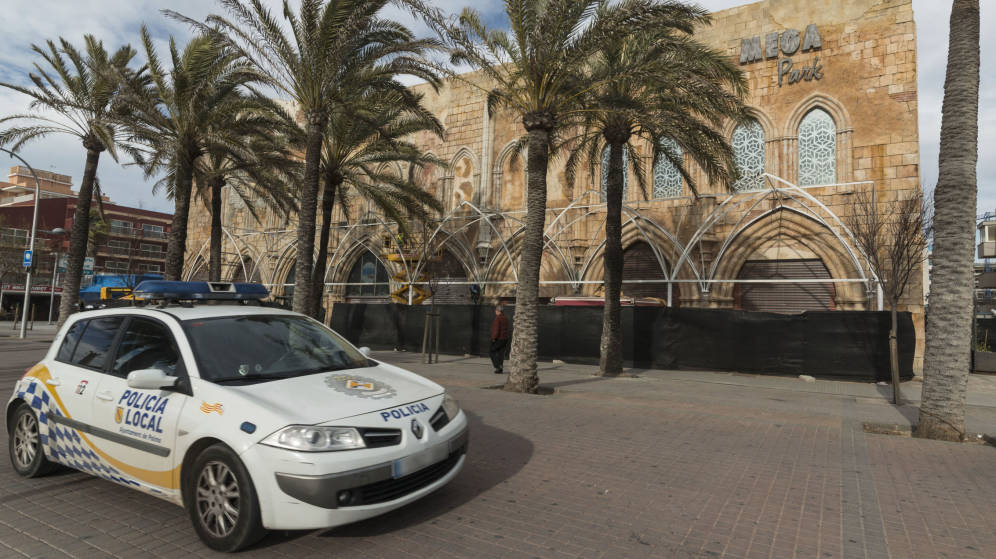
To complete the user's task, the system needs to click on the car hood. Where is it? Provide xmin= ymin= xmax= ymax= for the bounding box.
xmin=223 ymin=360 xmax=443 ymax=425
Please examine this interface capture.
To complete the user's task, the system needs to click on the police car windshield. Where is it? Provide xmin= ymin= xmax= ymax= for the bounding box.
xmin=183 ymin=315 xmax=368 ymax=383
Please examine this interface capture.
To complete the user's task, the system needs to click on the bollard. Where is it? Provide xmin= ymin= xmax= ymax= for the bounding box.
xmin=421 ymin=312 xmax=431 ymax=364
xmin=12 ymin=304 xmax=20 ymax=330
xmin=433 ymin=311 xmax=441 ymax=364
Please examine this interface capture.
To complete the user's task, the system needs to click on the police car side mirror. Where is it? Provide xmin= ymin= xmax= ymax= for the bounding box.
xmin=127 ymin=369 xmax=179 ymax=390
xmin=358 ymin=347 xmax=371 ymax=358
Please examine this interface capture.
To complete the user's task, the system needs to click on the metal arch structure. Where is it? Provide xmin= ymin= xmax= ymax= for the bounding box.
xmin=544 ymin=189 xmax=702 ymax=292
xmin=185 ymin=173 xmax=885 ymax=311
xmin=410 ymin=200 xmax=522 ymax=285
xmin=326 ymin=211 xmax=414 ymax=286
xmin=184 ymin=227 xmax=270 ymax=284
xmin=672 ymin=173 xmax=880 ymax=297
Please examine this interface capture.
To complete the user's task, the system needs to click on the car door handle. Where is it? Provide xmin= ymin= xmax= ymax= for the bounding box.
xmin=96 ymin=391 xmax=115 ymax=401
xmin=45 ymin=378 xmax=61 ymax=386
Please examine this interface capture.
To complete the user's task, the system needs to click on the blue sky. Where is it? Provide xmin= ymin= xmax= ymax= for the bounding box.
xmin=0 ymin=0 xmax=992 ymax=218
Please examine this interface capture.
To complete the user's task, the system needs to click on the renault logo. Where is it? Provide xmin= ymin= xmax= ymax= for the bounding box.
xmin=410 ymin=419 xmax=424 ymax=439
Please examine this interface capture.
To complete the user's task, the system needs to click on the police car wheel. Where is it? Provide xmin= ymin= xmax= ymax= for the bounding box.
xmin=185 ymin=444 xmax=265 ymax=552
xmin=9 ymin=403 xmax=56 ymax=477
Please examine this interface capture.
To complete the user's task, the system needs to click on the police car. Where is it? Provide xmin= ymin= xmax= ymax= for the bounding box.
xmin=6 ymin=281 xmax=468 ymax=552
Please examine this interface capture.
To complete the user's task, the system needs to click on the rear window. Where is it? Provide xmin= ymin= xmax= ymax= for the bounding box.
xmin=70 ymin=317 xmax=124 ymax=370
xmin=55 ymin=321 xmax=86 ymax=363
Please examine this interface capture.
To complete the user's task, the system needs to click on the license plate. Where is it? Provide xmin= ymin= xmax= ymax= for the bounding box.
xmin=391 ymin=442 xmax=448 ymax=478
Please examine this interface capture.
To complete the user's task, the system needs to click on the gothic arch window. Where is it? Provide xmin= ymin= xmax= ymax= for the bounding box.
xmin=798 ymin=108 xmax=836 ymax=186
xmin=601 ymin=145 xmax=628 ymax=197
xmin=732 ymin=119 xmax=765 ymax=191
xmin=347 ymin=251 xmax=390 ymax=298
xmin=652 ymin=138 xmax=682 ymax=199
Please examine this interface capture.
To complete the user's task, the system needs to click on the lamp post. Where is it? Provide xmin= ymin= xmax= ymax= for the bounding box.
xmin=45 ymin=227 xmax=66 ymax=324
xmin=1 ymin=148 xmax=42 ymax=339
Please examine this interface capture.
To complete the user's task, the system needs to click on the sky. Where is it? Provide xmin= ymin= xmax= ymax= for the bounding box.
xmin=0 ymin=0 xmax=992 ymax=217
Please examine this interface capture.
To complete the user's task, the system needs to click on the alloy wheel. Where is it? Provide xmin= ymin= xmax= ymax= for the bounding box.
xmin=195 ymin=460 xmax=241 ymax=538
xmin=12 ymin=412 xmax=39 ymax=469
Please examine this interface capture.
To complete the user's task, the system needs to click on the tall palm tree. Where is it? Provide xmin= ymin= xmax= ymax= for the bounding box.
xmin=916 ymin=0 xmax=980 ymax=441
xmin=169 ymin=0 xmax=442 ymax=314
xmin=414 ymin=0 xmax=672 ymax=393
xmin=121 ymin=28 xmax=270 ymax=280
xmin=564 ymin=11 xmax=748 ymax=376
xmin=307 ymin=89 xmax=445 ymax=318
xmin=0 ymin=36 xmax=143 ymax=326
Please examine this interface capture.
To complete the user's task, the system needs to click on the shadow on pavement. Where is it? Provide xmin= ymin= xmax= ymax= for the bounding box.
xmin=540 ymin=376 xmax=614 ymax=389
xmin=317 ymin=409 xmax=533 ymax=539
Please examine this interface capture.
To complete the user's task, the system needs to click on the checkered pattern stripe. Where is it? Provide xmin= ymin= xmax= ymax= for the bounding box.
xmin=16 ymin=381 xmax=139 ymax=488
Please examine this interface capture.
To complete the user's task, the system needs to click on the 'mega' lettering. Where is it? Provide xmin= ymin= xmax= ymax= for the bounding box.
xmin=739 ymin=24 xmax=823 ymax=87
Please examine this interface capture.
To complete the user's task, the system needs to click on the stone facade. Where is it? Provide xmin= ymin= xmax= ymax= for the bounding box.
xmin=183 ymin=0 xmax=924 ymax=370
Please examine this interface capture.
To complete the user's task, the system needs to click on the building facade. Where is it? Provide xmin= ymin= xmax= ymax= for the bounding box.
xmin=0 ymin=166 xmax=171 ymax=317
xmin=182 ymin=0 xmax=924 ymax=368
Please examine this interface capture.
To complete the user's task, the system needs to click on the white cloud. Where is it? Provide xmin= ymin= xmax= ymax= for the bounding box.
xmin=0 ymin=0 xmax=993 ymax=218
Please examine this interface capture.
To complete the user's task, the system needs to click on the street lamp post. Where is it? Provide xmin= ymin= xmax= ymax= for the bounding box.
xmin=1 ymin=148 xmax=43 ymax=339
xmin=45 ymin=228 xmax=66 ymax=324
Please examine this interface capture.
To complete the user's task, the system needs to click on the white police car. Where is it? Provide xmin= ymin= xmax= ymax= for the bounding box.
xmin=6 ymin=281 xmax=468 ymax=552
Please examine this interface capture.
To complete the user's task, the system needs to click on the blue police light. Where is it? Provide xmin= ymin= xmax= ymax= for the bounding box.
xmin=132 ymin=281 xmax=269 ymax=301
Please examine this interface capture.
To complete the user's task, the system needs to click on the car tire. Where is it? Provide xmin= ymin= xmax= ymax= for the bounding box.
xmin=184 ymin=444 xmax=266 ymax=552
xmin=8 ymin=403 xmax=57 ymax=477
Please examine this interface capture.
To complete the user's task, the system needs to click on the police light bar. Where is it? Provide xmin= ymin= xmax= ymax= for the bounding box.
xmin=132 ymin=281 xmax=269 ymax=301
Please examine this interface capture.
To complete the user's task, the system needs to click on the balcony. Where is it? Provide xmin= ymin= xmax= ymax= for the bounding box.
xmin=108 ymin=225 xmax=137 ymax=237
xmin=97 ymin=245 xmax=165 ymax=261
xmin=102 ymin=245 xmax=132 ymax=256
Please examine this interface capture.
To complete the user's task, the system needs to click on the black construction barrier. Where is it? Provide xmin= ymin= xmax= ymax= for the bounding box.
xmin=330 ymin=304 xmax=915 ymax=382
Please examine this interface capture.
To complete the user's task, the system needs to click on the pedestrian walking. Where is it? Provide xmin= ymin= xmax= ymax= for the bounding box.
xmin=490 ymin=305 xmax=510 ymax=374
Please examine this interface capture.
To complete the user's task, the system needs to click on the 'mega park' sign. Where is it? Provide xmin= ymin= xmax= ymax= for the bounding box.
xmin=740 ymin=24 xmax=823 ymax=87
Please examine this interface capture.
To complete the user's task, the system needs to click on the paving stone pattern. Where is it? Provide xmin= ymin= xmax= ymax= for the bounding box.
xmin=1 ymin=336 xmax=995 ymax=558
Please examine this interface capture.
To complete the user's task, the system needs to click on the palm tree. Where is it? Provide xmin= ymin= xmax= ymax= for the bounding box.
xmin=0 ymin=36 xmax=143 ymax=326
xmin=916 ymin=0 xmax=980 ymax=441
xmin=169 ymin=0 xmax=442 ymax=314
xmin=192 ymin=118 xmax=301 ymax=282
xmin=414 ymin=0 xmax=673 ymax=393
xmin=563 ymin=11 xmax=748 ymax=376
xmin=307 ymin=89 xmax=445 ymax=318
xmin=121 ymin=28 xmax=270 ymax=280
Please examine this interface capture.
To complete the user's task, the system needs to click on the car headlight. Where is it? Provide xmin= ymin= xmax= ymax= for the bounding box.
xmin=442 ymin=393 xmax=460 ymax=420
xmin=261 ymin=426 xmax=366 ymax=452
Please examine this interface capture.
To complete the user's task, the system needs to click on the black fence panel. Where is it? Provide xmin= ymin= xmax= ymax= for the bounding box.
xmin=329 ymin=304 xmax=914 ymax=381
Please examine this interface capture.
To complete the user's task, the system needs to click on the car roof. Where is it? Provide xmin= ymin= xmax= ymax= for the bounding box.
xmin=68 ymin=304 xmax=303 ymax=323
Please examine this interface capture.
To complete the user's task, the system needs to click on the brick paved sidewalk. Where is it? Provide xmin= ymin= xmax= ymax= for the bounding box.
xmin=2 ymin=338 xmax=995 ymax=558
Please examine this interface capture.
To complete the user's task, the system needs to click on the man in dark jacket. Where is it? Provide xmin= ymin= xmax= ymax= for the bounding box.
xmin=490 ymin=305 xmax=510 ymax=374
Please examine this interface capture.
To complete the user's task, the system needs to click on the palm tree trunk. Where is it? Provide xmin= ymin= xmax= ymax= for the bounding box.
xmin=292 ymin=115 xmax=326 ymax=314
xmin=505 ymin=123 xmax=550 ymax=394
xmin=208 ymin=178 xmax=224 ymax=282
xmin=600 ymin=141 xmax=625 ymax=376
xmin=165 ymin=157 xmax=194 ymax=281
xmin=57 ymin=146 xmax=100 ymax=327
xmin=309 ymin=174 xmax=340 ymax=320
xmin=916 ymin=0 xmax=980 ymax=441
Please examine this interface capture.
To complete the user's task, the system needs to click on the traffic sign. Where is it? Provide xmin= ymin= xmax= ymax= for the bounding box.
xmin=23 ymin=250 xmax=32 ymax=268
xmin=57 ymin=254 xmax=68 ymax=273
xmin=83 ymin=256 xmax=94 ymax=272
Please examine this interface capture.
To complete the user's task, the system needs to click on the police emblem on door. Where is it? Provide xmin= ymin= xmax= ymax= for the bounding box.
xmin=114 ymin=406 xmax=124 ymax=424
xmin=411 ymin=419 xmax=424 ymax=439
